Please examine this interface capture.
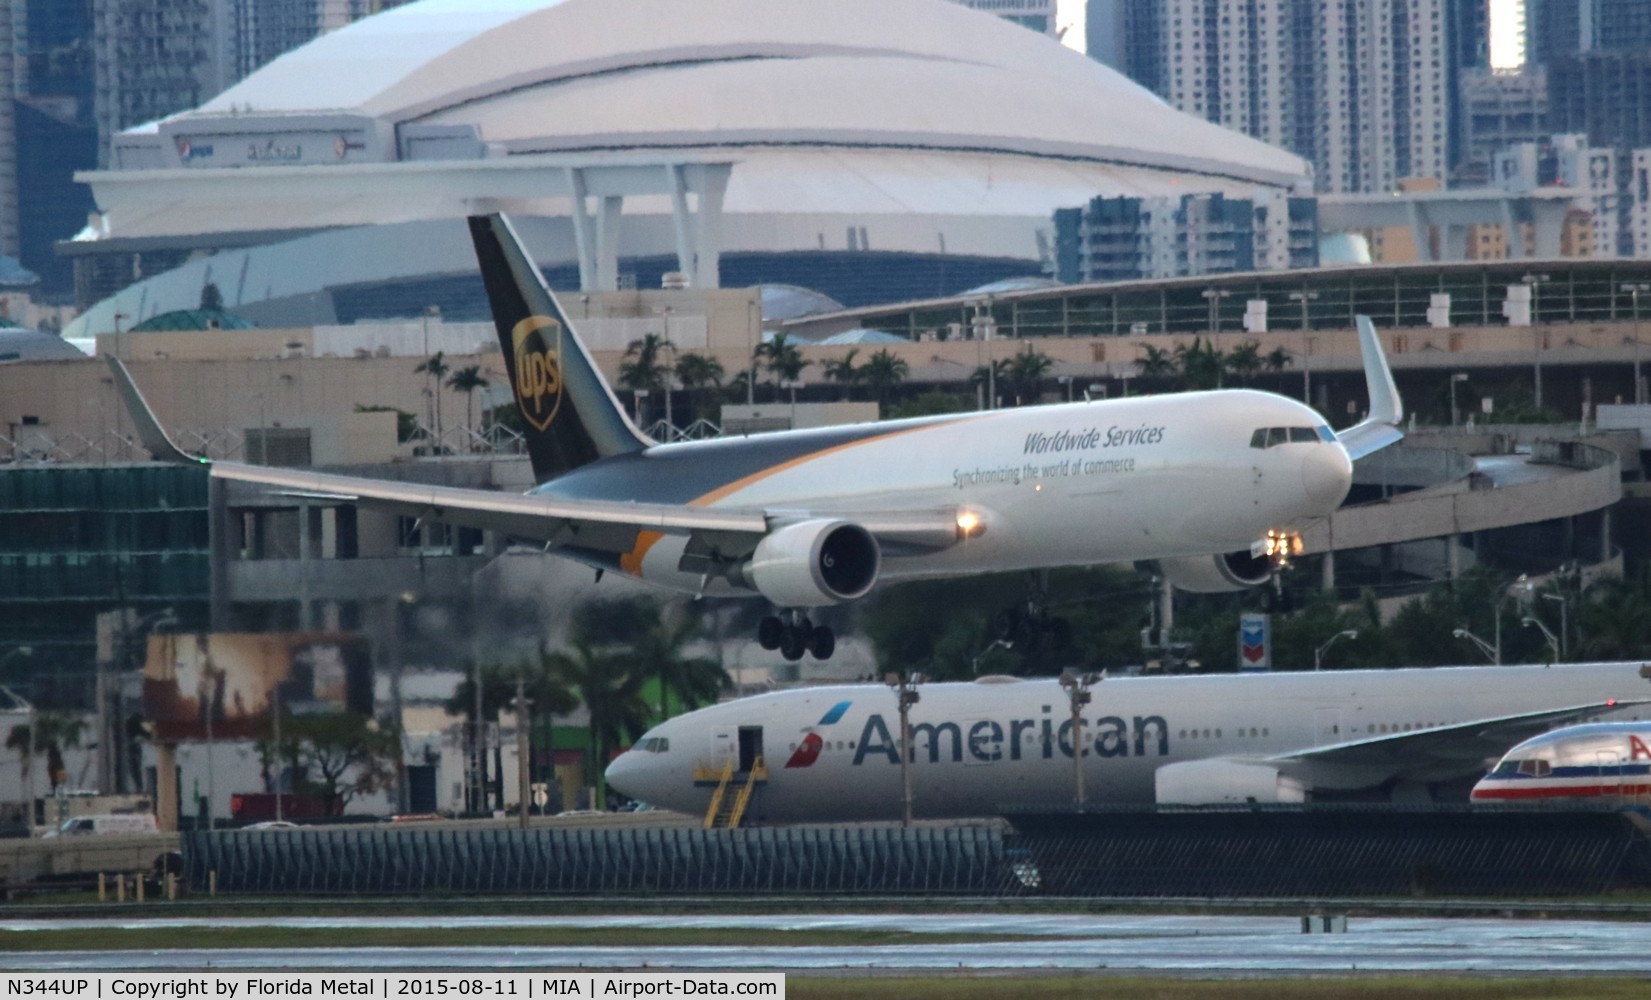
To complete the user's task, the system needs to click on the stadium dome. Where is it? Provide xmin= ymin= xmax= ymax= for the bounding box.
xmin=71 ymin=0 xmax=1311 ymax=335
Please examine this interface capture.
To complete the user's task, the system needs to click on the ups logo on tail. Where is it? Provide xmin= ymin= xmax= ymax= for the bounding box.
xmin=512 ymin=316 xmax=564 ymax=431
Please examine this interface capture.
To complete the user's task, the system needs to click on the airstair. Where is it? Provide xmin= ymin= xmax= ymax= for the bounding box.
xmin=701 ymin=757 xmax=767 ymax=829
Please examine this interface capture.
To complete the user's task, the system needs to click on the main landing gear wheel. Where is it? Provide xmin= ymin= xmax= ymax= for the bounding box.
xmin=759 ymin=614 xmax=837 ymax=662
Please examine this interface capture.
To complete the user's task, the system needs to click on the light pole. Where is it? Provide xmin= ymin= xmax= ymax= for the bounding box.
xmin=1058 ymin=375 xmax=1074 ymax=403
xmin=1450 ymin=373 xmax=1469 ymax=427
xmin=1523 ymin=273 xmax=1550 ymax=409
xmin=1523 ymin=615 xmax=1560 ymax=664
xmin=1314 ymin=629 xmax=1358 ymax=671
xmin=1288 ymin=290 xmax=1319 ymax=404
xmin=1451 ymin=628 xmax=1499 ymax=665
xmin=1541 ymin=592 xmax=1569 ymax=660
xmin=1202 ymin=288 xmax=1231 ymax=333
xmin=1623 ymin=283 xmax=1649 ymax=405
xmin=886 ymin=672 xmax=922 ymax=828
xmin=1059 ymin=671 xmax=1098 ymax=809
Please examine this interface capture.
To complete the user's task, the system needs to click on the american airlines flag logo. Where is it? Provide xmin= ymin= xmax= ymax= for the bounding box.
xmin=785 ymin=700 xmax=852 ymax=768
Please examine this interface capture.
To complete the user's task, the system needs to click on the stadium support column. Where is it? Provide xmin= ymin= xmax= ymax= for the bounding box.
xmin=566 ymin=167 xmax=597 ymax=291
xmin=694 ymin=165 xmax=731 ymax=290
xmin=668 ymin=164 xmax=694 ymax=279
xmin=597 ymin=196 xmax=623 ymax=291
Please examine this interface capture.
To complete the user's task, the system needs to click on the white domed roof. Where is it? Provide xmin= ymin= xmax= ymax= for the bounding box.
xmin=191 ymin=0 xmax=1305 ymax=187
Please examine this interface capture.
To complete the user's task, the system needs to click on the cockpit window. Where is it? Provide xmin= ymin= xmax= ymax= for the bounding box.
xmin=1517 ymin=758 xmax=1551 ymax=778
xmin=637 ymin=737 xmax=670 ymax=753
xmin=1316 ymin=426 xmax=1336 ymax=443
xmin=1251 ymin=426 xmax=1333 ymax=449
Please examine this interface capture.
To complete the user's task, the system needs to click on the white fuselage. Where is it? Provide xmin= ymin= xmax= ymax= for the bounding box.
xmin=607 ymin=663 xmax=1651 ymax=822
xmin=613 ymin=390 xmax=1350 ymax=594
xmin=1472 ymin=722 xmax=1651 ymax=804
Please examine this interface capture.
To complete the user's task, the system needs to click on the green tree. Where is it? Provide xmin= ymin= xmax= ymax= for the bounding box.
xmin=859 ymin=349 xmax=909 ymax=412
xmin=1262 ymin=346 xmax=1293 ymax=375
xmin=4 ymin=712 xmax=83 ymax=792
xmin=822 ymin=348 xmax=863 ymax=401
xmin=672 ymin=351 xmax=725 ymax=422
xmin=970 ymin=358 xmax=1011 ymax=407
xmin=754 ymin=332 xmax=807 ymax=400
xmin=413 ymin=350 xmax=451 ymax=448
xmin=268 ymin=712 xmax=401 ymax=816
xmin=1226 ymin=341 xmax=1264 ymax=386
xmin=539 ymin=637 xmax=651 ymax=810
xmin=889 ymin=391 xmax=970 ymax=419
xmin=1004 ymin=348 xmax=1054 ymax=405
xmin=199 ymin=282 xmax=225 ymax=312
xmin=1175 ymin=338 xmax=1227 ymax=390
xmin=635 ymin=603 xmax=728 ymax=717
xmin=445 ymin=365 xmax=491 ymax=437
xmin=620 ymin=333 xmax=675 ymax=425
xmin=353 ymin=404 xmax=419 ymax=444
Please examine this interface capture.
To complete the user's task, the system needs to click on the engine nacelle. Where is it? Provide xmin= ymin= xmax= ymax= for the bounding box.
xmin=742 ymin=519 xmax=880 ymax=607
xmin=1155 ymin=759 xmax=1306 ymax=805
xmin=1152 ymin=551 xmax=1272 ymax=593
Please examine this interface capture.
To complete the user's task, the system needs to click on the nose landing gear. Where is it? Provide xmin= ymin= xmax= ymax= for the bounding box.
xmin=758 ymin=612 xmax=835 ymax=662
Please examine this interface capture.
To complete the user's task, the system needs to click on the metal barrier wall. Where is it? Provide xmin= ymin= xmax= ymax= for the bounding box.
xmin=183 ymin=824 xmax=1013 ymax=895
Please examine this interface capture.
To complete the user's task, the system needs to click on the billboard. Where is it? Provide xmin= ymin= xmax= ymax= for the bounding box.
xmin=143 ymin=632 xmax=373 ymax=742
xmin=1238 ymin=614 xmax=1270 ymax=672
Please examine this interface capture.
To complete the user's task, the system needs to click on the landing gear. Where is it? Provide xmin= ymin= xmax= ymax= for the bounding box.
xmin=758 ymin=612 xmax=835 ymax=662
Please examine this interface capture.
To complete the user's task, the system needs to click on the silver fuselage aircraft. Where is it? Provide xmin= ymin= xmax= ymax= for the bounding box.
xmin=1472 ymin=721 xmax=1651 ymax=805
xmin=606 ymin=663 xmax=1651 ymax=821
xmin=111 ymin=214 xmax=1402 ymax=659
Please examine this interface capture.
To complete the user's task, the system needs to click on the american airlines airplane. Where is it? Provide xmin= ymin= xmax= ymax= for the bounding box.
xmin=606 ymin=664 xmax=1651 ymax=820
xmin=1472 ymin=721 xmax=1651 ymax=805
xmin=111 ymin=213 xmax=1401 ymax=661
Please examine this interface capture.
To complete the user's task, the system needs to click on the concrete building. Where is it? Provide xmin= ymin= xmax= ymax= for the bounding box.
xmin=1111 ymin=0 xmax=1489 ymax=195
xmin=64 ymin=0 xmax=1309 ymax=339
xmin=1053 ymin=191 xmax=1318 ymax=283
xmin=1457 ymin=67 xmax=1548 ymax=187
xmin=953 ymin=0 xmax=1056 ymax=36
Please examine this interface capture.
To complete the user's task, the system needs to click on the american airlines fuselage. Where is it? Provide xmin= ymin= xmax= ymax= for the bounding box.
xmin=532 ymin=389 xmax=1351 ymax=594
xmin=606 ymin=663 xmax=1651 ymax=822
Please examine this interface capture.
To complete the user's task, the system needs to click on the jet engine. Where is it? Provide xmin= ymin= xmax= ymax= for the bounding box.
xmin=742 ymin=519 xmax=880 ymax=607
xmin=1155 ymin=759 xmax=1306 ymax=805
xmin=1152 ymin=551 xmax=1272 ymax=593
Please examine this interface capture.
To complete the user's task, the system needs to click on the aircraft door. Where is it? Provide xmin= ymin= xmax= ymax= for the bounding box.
xmin=1314 ymin=709 xmax=1344 ymax=745
xmin=709 ymin=728 xmax=737 ymax=769
xmin=738 ymin=726 xmax=765 ymax=772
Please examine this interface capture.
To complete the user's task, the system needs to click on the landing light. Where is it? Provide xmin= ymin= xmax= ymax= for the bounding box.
xmin=1264 ymin=529 xmax=1304 ymax=565
xmin=956 ymin=510 xmax=986 ymax=539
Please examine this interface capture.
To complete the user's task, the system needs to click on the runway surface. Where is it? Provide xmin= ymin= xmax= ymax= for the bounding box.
xmin=5 ymin=913 xmax=1651 ymax=974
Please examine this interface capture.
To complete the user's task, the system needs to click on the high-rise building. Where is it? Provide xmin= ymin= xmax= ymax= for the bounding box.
xmin=952 ymin=0 xmax=1057 ymax=37
xmin=1526 ymin=0 xmax=1651 ymax=66
xmin=1053 ymin=191 xmax=1318 ymax=283
xmin=1113 ymin=0 xmax=1489 ymax=195
xmin=1457 ymin=67 xmax=1547 ymax=186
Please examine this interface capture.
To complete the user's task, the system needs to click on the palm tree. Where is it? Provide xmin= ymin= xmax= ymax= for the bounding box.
xmin=672 ymin=352 xmax=725 ymax=422
xmin=754 ymin=332 xmax=807 ymax=401
xmin=1175 ymin=338 xmax=1227 ymax=390
xmin=445 ymin=365 xmax=490 ymax=439
xmin=5 ymin=712 xmax=84 ymax=793
xmin=634 ymin=604 xmax=727 ymax=717
xmin=1262 ymin=346 xmax=1293 ymax=375
xmin=1225 ymin=341 xmax=1263 ymax=386
xmin=859 ymin=349 xmax=909 ymax=412
xmin=413 ymin=350 xmax=450 ymax=449
xmin=539 ymin=639 xmax=651 ymax=809
xmin=1005 ymin=347 xmax=1054 ymax=405
xmin=1136 ymin=343 xmax=1179 ymax=386
xmin=822 ymin=348 xmax=863 ymax=401
xmin=619 ymin=333 xmax=674 ymax=424
xmin=970 ymin=358 xmax=1011 ymax=408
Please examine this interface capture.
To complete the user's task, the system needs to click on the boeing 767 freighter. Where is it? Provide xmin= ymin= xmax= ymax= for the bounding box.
xmin=111 ymin=214 xmax=1402 ymax=660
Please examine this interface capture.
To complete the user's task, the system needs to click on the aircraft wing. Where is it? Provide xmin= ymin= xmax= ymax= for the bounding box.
xmin=1266 ymin=700 xmax=1643 ymax=783
xmin=1334 ymin=315 xmax=1405 ymax=461
xmin=104 ymin=354 xmax=963 ymax=556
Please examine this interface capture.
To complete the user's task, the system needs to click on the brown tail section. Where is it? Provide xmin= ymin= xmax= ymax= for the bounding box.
xmin=468 ymin=214 xmax=650 ymax=483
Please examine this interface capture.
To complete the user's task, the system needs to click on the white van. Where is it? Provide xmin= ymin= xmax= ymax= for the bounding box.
xmin=45 ymin=814 xmax=159 ymax=837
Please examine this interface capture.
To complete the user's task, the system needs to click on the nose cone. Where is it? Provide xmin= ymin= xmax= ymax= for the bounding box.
xmin=1302 ymin=444 xmax=1353 ymax=510
xmin=605 ymin=748 xmax=674 ymax=810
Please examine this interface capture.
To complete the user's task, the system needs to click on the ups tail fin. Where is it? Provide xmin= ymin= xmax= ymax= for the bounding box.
xmin=468 ymin=214 xmax=650 ymax=483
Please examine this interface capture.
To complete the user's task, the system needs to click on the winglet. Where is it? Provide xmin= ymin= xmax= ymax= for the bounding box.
xmin=103 ymin=354 xmax=203 ymax=465
xmin=1334 ymin=315 xmax=1405 ymax=461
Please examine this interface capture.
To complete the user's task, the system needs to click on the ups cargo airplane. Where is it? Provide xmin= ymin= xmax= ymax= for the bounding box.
xmin=606 ymin=664 xmax=1651 ymax=818
xmin=111 ymin=214 xmax=1402 ymax=661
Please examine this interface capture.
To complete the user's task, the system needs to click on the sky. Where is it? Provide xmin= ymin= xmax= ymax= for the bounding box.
xmin=1490 ymin=0 xmax=1523 ymax=69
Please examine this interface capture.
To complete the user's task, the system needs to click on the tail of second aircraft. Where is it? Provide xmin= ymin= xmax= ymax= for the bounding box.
xmin=468 ymin=214 xmax=650 ymax=483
